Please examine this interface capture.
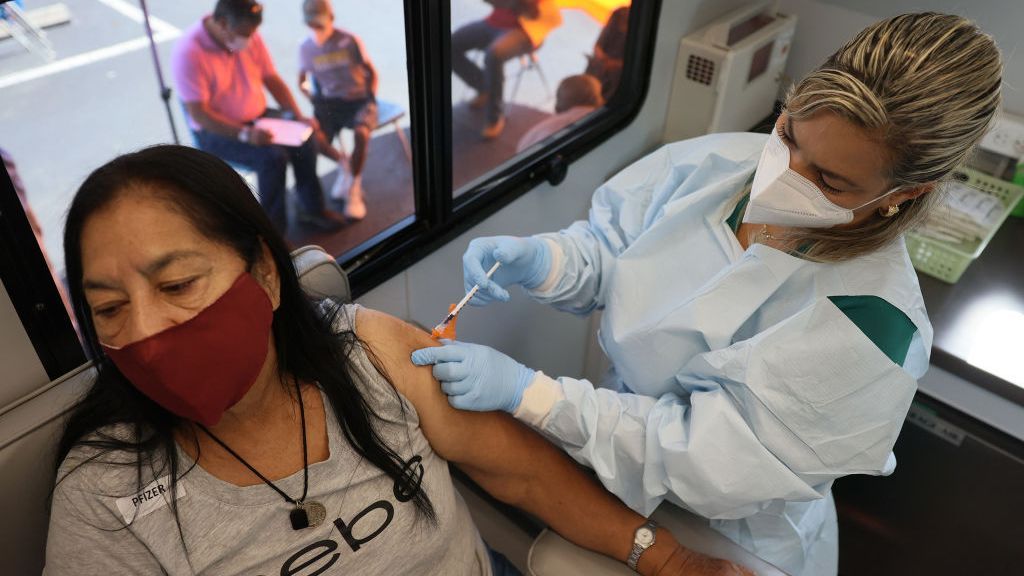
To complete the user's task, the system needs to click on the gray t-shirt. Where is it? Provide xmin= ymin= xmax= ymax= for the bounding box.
xmin=299 ymin=29 xmax=373 ymax=101
xmin=45 ymin=304 xmax=490 ymax=575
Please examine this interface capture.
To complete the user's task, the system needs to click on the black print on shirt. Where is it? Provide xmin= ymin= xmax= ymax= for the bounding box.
xmin=393 ymin=455 xmax=423 ymax=503
xmin=275 ymin=454 xmax=427 ymax=576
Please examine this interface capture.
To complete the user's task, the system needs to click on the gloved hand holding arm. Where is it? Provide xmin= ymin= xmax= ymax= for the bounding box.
xmin=411 ymin=340 xmax=536 ymax=412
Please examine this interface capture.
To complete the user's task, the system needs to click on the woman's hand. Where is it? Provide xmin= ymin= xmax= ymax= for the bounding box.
xmin=656 ymin=546 xmax=755 ymax=576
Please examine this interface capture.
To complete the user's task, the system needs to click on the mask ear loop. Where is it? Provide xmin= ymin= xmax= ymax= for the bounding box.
xmin=851 ymin=185 xmax=903 ymax=213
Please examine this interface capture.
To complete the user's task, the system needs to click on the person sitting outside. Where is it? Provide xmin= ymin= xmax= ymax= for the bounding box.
xmin=516 ymin=74 xmax=603 ymax=153
xmin=452 ymin=0 xmax=562 ymax=139
xmin=171 ymin=0 xmax=344 ymax=233
xmin=44 ymin=144 xmax=752 ymax=576
xmin=585 ymin=6 xmax=629 ymax=101
xmin=299 ymin=0 xmax=378 ymax=221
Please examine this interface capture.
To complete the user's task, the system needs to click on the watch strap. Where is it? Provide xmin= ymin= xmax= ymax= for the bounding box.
xmin=626 ymin=520 xmax=658 ymax=572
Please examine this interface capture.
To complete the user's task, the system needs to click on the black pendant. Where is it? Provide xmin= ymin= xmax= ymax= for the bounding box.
xmin=290 ymin=501 xmax=327 ymax=530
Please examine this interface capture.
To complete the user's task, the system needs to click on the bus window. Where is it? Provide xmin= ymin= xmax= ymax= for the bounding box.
xmin=450 ymin=0 xmax=632 ymax=194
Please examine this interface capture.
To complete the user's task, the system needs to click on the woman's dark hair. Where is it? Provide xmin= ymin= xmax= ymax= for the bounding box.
xmin=57 ymin=145 xmax=434 ymax=542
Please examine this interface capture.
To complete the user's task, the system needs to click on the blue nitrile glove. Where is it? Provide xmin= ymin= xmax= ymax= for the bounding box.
xmin=411 ymin=341 xmax=537 ymax=412
xmin=462 ymin=236 xmax=552 ymax=306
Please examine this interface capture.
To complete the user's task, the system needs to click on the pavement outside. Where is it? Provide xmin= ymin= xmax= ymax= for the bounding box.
xmin=0 ymin=0 xmax=603 ymax=272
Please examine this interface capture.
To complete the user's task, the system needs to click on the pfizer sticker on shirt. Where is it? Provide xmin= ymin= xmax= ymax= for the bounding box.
xmin=115 ymin=475 xmax=186 ymax=524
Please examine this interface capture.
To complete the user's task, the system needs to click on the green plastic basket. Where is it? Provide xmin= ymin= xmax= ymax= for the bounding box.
xmin=906 ymin=168 xmax=1024 ymax=283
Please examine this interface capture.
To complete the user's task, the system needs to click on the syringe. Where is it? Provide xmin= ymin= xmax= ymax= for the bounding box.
xmin=431 ymin=261 xmax=501 ymax=337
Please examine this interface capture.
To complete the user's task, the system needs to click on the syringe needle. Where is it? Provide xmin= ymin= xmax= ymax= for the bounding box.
xmin=432 ymin=261 xmax=502 ymax=334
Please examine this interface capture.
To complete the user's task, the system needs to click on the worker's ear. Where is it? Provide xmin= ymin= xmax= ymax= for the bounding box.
xmin=888 ymin=182 xmax=936 ymax=209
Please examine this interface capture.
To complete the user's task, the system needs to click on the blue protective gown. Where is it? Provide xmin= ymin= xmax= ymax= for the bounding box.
xmin=514 ymin=133 xmax=933 ymax=575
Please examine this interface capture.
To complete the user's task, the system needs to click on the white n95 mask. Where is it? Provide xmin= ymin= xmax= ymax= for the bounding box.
xmin=226 ymin=36 xmax=251 ymax=53
xmin=743 ymin=129 xmax=900 ymax=228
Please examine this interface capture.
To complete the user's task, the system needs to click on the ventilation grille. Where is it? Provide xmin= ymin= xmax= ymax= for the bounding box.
xmin=685 ymin=54 xmax=715 ymax=85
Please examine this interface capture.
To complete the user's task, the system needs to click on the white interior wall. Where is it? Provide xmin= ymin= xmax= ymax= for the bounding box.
xmin=777 ymin=0 xmax=1024 ymax=115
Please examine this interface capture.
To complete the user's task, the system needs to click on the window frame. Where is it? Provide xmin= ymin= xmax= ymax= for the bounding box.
xmin=0 ymin=167 xmax=85 ymax=380
xmin=0 ymin=0 xmax=661 ymax=378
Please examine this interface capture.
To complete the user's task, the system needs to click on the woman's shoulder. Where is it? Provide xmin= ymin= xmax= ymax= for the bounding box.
xmin=322 ymin=301 xmax=428 ymax=355
xmin=346 ymin=304 xmax=434 ymax=385
xmin=55 ymin=424 xmax=167 ymax=493
xmin=321 ymin=301 xmax=436 ymax=416
xmin=349 ymin=304 xmax=426 ymax=346
xmin=58 ymin=424 xmax=133 ymax=474
xmin=52 ymin=425 xmax=180 ymax=531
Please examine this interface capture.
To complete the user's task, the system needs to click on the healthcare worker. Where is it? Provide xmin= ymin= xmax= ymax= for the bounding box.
xmin=413 ymin=13 xmax=1003 ymax=576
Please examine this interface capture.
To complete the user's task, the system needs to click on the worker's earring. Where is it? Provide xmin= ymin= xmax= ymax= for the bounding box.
xmin=880 ymin=205 xmax=900 ymax=218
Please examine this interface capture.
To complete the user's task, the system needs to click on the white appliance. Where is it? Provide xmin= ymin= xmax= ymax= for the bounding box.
xmin=978 ymin=111 xmax=1024 ymax=159
xmin=967 ymin=111 xmax=1024 ymax=181
xmin=663 ymin=1 xmax=797 ymax=143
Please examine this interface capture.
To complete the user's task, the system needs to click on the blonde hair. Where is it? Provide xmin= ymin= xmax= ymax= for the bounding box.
xmin=781 ymin=12 xmax=1002 ymax=261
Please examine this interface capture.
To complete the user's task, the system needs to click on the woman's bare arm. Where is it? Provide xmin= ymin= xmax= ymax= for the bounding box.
xmin=354 ymin=307 xmax=744 ymax=576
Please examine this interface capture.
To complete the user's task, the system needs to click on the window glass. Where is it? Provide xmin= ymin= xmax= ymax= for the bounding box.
xmin=0 ymin=0 xmax=414 ymax=325
xmin=450 ymin=0 xmax=632 ymax=193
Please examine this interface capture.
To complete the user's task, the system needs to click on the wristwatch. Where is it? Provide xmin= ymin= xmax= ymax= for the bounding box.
xmin=626 ymin=520 xmax=658 ymax=572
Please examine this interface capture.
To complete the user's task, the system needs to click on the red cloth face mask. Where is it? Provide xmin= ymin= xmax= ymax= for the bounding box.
xmin=102 ymin=273 xmax=274 ymax=426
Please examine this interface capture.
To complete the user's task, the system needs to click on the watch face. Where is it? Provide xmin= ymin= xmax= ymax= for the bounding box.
xmin=636 ymin=527 xmax=655 ymax=546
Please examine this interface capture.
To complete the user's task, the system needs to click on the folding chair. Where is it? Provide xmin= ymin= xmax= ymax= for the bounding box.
xmin=510 ymin=50 xmax=552 ymax=104
xmin=458 ymin=49 xmax=553 ymax=105
xmin=322 ymin=97 xmax=411 ymax=166
xmin=0 ymin=0 xmax=56 ymax=61
xmin=373 ymin=98 xmax=412 ymax=163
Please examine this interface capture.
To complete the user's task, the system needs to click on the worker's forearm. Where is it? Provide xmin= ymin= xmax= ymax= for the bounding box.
xmin=454 ymin=416 xmax=678 ymax=574
xmin=463 ymin=461 xmax=636 ymax=560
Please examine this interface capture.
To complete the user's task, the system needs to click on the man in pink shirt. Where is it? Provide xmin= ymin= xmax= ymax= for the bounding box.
xmin=171 ymin=0 xmax=343 ymax=233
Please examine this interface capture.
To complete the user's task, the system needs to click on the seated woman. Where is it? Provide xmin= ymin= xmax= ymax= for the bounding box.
xmin=44 ymin=145 xmax=751 ymax=575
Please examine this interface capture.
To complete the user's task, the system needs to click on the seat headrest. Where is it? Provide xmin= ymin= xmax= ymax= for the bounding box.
xmin=290 ymin=245 xmax=350 ymax=303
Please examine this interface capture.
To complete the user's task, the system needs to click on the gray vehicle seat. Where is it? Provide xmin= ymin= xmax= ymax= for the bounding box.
xmin=291 ymin=244 xmax=351 ymax=303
